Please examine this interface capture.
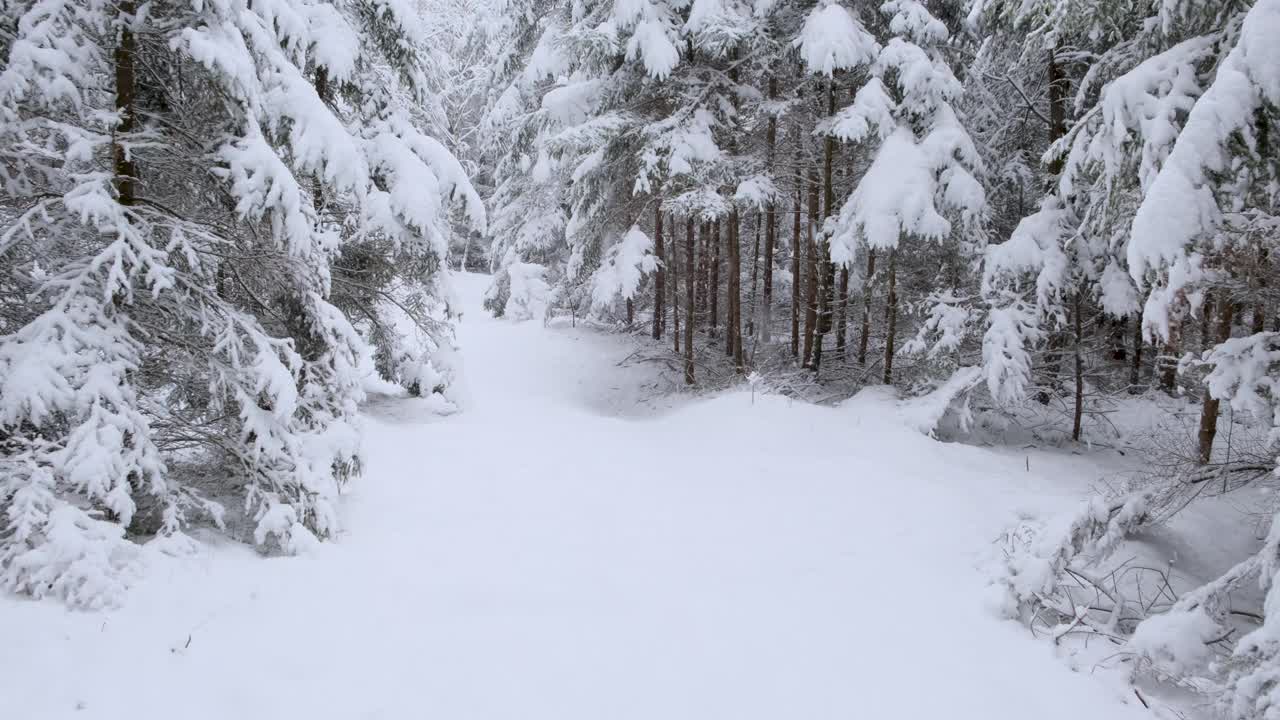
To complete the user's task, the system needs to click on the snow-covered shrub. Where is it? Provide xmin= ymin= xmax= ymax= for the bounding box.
xmin=505 ymin=262 xmax=553 ymax=321
xmin=993 ymin=491 xmax=1152 ymax=616
xmin=591 ymin=226 xmax=658 ymax=315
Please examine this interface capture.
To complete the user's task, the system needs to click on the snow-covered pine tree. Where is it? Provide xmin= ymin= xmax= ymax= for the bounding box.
xmin=477 ymin=0 xmax=576 ymax=318
xmin=973 ymin=0 xmax=1150 ymax=427
xmin=795 ymin=0 xmax=878 ymax=374
xmin=826 ymin=0 xmax=986 ymax=386
xmin=1118 ymin=3 xmax=1280 ymax=710
xmin=0 ymin=0 xmax=482 ymax=606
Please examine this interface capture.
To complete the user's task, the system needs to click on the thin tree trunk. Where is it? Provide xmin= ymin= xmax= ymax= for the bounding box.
xmin=882 ymin=247 xmax=898 ymax=384
xmin=685 ymin=218 xmax=696 ymax=385
xmin=812 ymin=79 xmax=837 ymax=376
xmin=858 ymin=250 xmax=876 ymax=366
xmin=696 ymin=222 xmax=708 ymax=319
xmin=672 ymin=214 xmax=680 ymax=353
xmin=1039 ymin=46 xmax=1069 ymax=399
xmin=726 ymin=47 xmax=743 ymax=372
xmin=1198 ymin=295 xmax=1235 ymax=464
xmin=652 ymin=202 xmax=665 ymax=340
xmin=1046 ymin=47 xmax=1068 ymax=177
xmin=1130 ymin=304 xmax=1144 ymax=388
xmin=726 ymin=219 xmax=734 ymax=357
xmin=734 ymin=213 xmax=744 ymax=371
xmin=1072 ymin=290 xmax=1085 ymax=442
xmin=1254 ymin=247 xmax=1268 ymax=334
xmin=762 ymin=76 xmax=778 ymax=344
xmin=1159 ymin=305 xmax=1183 ymax=393
xmin=802 ymin=169 xmax=819 ymax=367
xmin=710 ymin=219 xmax=720 ymax=335
xmin=114 ymin=0 xmax=138 ymax=206
xmin=791 ymin=175 xmax=802 ymax=358
xmin=727 ymin=211 xmax=742 ymax=369
xmin=835 ymin=267 xmax=850 ymax=357
xmin=747 ymin=212 xmax=760 ymax=340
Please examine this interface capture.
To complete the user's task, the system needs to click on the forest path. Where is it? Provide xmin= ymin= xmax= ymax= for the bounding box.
xmin=4 ymin=272 xmax=1149 ymax=720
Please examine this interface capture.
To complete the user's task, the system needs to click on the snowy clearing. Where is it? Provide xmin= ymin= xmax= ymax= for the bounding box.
xmin=3 ymin=273 xmax=1152 ymax=720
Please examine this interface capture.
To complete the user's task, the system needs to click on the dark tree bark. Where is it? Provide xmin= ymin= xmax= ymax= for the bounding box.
xmin=725 ymin=46 xmax=744 ymax=373
xmin=857 ymin=250 xmax=876 ymax=366
xmin=1072 ymin=290 xmax=1085 ymax=442
xmin=1046 ymin=47 xmax=1068 ymax=177
xmin=685 ymin=218 xmax=696 ymax=385
xmin=791 ymin=171 xmax=802 ymax=358
xmin=652 ymin=202 xmax=665 ymax=340
xmin=727 ymin=211 xmax=743 ymax=372
xmin=735 ymin=213 xmax=745 ymax=370
xmin=1198 ymin=295 xmax=1235 ymax=464
xmin=696 ymin=222 xmax=708 ymax=319
xmin=835 ymin=267 xmax=850 ymax=357
xmin=1254 ymin=248 xmax=1269 ymax=334
xmin=114 ymin=0 xmax=138 ymax=206
xmin=1037 ymin=46 xmax=1070 ymax=398
xmin=747 ymin=212 xmax=760 ymax=340
xmin=883 ymin=247 xmax=898 ymax=384
xmin=812 ymin=80 xmax=837 ymax=376
xmin=672 ymin=214 xmax=680 ymax=353
xmin=802 ymin=169 xmax=819 ymax=367
xmin=762 ymin=76 xmax=778 ymax=344
xmin=1130 ymin=304 xmax=1145 ymax=388
xmin=710 ymin=219 xmax=720 ymax=335
xmin=1159 ymin=302 xmax=1184 ymax=393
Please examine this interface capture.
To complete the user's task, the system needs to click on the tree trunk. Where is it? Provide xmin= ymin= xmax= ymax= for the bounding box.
xmin=672 ymin=214 xmax=680 ymax=353
xmin=710 ymin=219 xmax=720 ymax=335
xmin=883 ymin=247 xmax=898 ymax=385
xmin=802 ymin=169 xmax=819 ymax=367
xmin=727 ymin=211 xmax=742 ymax=371
xmin=747 ymin=212 xmax=760 ymax=340
xmin=1130 ymin=304 xmax=1144 ymax=388
xmin=696 ymin=222 xmax=708 ymax=320
xmin=626 ymin=298 xmax=634 ymax=327
xmin=1254 ymin=247 xmax=1268 ymax=334
xmin=791 ymin=173 xmax=802 ymax=358
xmin=1046 ymin=47 xmax=1068 ymax=177
xmin=113 ymin=0 xmax=138 ymax=206
xmin=1039 ymin=46 xmax=1069 ymax=399
xmin=1072 ymin=290 xmax=1085 ymax=442
xmin=858 ymin=250 xmax=876 ymax=366
xmin=652 ymin=202 xmax=665 ymax=340
xmin=747 ymin=210 xmax=757 ymax=338
xmin=762 ymin=76 xmax=778 ymax=344
xmin=726 ymin=47 xmax=743 ymax=371
xmin=835 ymin=267 xmax=850 ymax=357
xmin=812 ymin=79 xmax=837 ymax=376
xmin=685 ymin=218 xmax=696 ymax=385
xmin=1198 ymin=295 xmax=1235 ymax=464
xmin=734 ymin=213 xmax=744 ymax=371
xmin=1159 ymin=303 xmax=1183 ymax=393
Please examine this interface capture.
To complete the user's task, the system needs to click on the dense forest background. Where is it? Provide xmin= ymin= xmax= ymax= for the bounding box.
xmin=3 ymin=0 xmax=1280 ymax=716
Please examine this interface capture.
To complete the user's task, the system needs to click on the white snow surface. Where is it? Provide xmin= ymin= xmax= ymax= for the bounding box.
xmin=2 ymin=272 xmax=1154 ymax=720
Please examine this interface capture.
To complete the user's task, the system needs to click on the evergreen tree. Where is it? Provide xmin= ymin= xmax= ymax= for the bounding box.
xmin=0 ymin=0 xmax=482 ymax=606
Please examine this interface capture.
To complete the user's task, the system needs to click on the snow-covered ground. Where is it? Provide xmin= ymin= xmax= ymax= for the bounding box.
xmin=3 ymin=272 xmax=1153 ymax=720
